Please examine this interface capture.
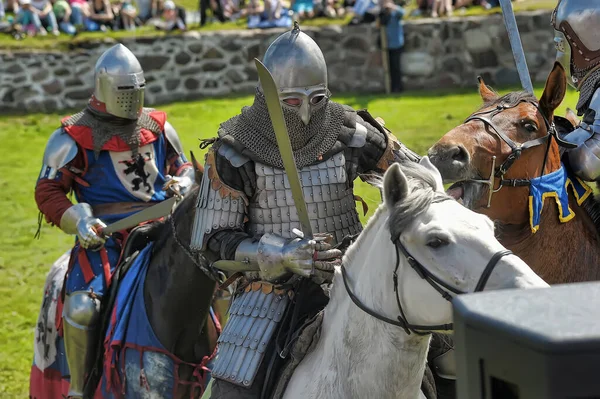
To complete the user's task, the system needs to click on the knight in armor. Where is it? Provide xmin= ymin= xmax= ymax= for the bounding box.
xmin=552 ymin=0 xmax=600 ymax=182
xmin=190 ymin=24 xmax=421 ymax=398
xmin=34 ymin=43 xmax=195 ymax=399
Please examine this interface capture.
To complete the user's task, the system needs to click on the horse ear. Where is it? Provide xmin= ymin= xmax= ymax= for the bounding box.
xmin=478 ymin=76 xmax=499 ymax=103
xmin=539 ymin=61 xmax=567 ymax=120
xmin=190 ymin=151 xmax=204 ymax=185
xmin=419 ymin=156 xmax=444 ymax=192
xmin=565 ymin=107 xmax=581 ymax=128
xmin=383 ymin=163 xmax=409 ymax=207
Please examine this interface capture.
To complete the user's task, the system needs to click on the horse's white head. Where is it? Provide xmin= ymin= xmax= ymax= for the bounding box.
xmin=382 ymin=157 xmax=549 ymax=331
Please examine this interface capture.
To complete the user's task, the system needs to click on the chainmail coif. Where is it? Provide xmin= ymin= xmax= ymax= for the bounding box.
xmin=576 ymin=67 xmax=600 ymax=114
xmin=62 ymin=106 xmax=163 ymax=158
xmin=218 ymin=89 xmax=346 ymax=169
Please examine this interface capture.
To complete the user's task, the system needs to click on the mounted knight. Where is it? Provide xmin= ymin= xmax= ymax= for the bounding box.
xmin=552 ymin=0 xmax=600 ymax=182
xmin=33 ymin=43 xmax=196 ymax=399
xmin=190 ymin=24 xmax=424 ymax=398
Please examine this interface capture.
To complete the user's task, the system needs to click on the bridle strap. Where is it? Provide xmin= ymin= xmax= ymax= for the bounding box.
xmin=474 ymin=249 xmax=513 ymax=292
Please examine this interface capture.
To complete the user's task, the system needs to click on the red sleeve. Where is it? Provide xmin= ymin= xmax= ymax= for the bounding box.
xmin=35 ymin=151 xmax=86 ymax=227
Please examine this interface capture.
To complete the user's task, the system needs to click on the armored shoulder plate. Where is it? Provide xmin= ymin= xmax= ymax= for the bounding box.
xmin=39 ymin=128 xmax=78 ymax=180
xmin=190 ymin=148 xmax=249 ymax=251
xmin=164 ymin=121 xmax=184 ymax=155
xmin=217 ymin=142 xmax=251 ymax=168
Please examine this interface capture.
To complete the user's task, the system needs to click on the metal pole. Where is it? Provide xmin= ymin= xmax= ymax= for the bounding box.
xmin=499 ymin=0 xmax=534 ymax=93
xmin=379 ymin=23 xmax=392 ymax=94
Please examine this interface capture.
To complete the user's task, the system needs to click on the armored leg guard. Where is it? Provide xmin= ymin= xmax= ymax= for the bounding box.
xmin=429 ymin=333 xmax=457 ymax=399
xmin=62 ymin=291 xmax=102 ymax=399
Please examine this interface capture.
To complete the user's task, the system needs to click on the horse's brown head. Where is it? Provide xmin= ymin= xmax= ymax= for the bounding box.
xmin=428 ymin=62 xmax=568 ymax=224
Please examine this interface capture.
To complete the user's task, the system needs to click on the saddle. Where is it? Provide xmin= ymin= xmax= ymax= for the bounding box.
xmin=82 ymin=221 xmax=166 ymax=398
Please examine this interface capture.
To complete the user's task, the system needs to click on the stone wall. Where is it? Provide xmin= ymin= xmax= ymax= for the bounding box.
xmin=0 ymin=10 xmax=556 ymax=114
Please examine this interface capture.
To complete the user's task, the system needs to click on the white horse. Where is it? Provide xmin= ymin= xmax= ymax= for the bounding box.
xmin=283 ymin=157 xmax=549 ymax=399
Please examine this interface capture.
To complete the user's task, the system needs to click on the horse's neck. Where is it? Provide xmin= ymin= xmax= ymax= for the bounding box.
xmin=498 ymin=191 xmax=600 ymax=284
xmin=144 ymin=189 xmax=217 ymax=364
xmin=295 ymin=209 xmax=430 ymax=399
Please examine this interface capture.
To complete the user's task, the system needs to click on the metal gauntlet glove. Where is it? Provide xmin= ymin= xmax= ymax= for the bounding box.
xmin=234 ymin=233 xmax=342 ymax=282
xmin=163 ymin=170 xmax=194 ymax=197
xmin=60 ymin=203 xmax=107 ymax=250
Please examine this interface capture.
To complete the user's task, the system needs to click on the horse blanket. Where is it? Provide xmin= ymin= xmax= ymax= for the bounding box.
xmin=30 ymin=244 xmax=216 ymax=399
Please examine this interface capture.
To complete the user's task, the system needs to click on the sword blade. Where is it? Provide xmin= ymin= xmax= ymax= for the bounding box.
xmin=254 ymin=59 xmax=313 ymax=239
xmin=101 ymin=196 xmax=178 ymax=235
xmin=499 ymin=0 xmax=534 ymax=94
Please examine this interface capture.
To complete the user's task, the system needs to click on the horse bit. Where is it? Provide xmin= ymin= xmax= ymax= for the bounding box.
xmin=342 ymin=197 xmax=513 ymax=335
xmin=460 ymin=99 xmax=575 ymax=208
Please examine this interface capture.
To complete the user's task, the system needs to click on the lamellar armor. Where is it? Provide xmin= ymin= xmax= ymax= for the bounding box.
xmin=190 ymin=26 xmax=420 ymax=394
xmin=552 ymin=0 xmax=600 ymax=181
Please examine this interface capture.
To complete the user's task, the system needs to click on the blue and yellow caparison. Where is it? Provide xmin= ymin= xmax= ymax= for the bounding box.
xmin=528 ymin=163 xmax=593 ymax=233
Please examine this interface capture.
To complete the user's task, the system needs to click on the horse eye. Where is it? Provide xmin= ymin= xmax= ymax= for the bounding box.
xmin=427 ymin=237 xmax=449 ymax=249
xmin=523 ymin=122 xmax=538 ymax=132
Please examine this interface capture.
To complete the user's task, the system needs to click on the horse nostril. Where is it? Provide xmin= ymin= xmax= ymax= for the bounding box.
xmin=450 ymin=145 xmax=469 ymax=164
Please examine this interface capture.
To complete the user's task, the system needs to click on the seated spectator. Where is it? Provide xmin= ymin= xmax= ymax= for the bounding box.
xmin=136 ymin=0 xmax=151 ymax=21
xmin=291 ymin=0 xmax=313 ymax=19
xmin=6 ymin=0 xmax=19 ymax=13
xmin=264 ymin=0 xmax=282 ymax=19
xmin=85 ymin=0 xmax=114 ymax=30
xmin=113 ymin=0 xmax=137 ymax=30
xmin=149 ymin=0 xmax=184 ymax=29
xmin=0 ymin=0 xmax=5 ymax=19
xmin=52 ymin=0 xmax=80 ymax=34
xmin=15 ymin=0 xmax=47 ymax=35
xmin=31 ymin=0 xmax=59 ymax=35
xmin=220 ymin=0 xmax=242 ymax=20
xmin=323 ymin=0 xmax=344 ymax=18
xmin=431 ymin=0 xmax=452 ymax=17
xmin=69 ymin=0 xmax=90 ymax=23
xmin=199 ymin=0 xmax=224 ymax=25
xmin=347 ymin=0 xmax=378 ymax=24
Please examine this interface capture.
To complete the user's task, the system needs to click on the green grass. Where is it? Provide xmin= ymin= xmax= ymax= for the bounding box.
xmin=0 ymin=85 xmax=579 ymax=396
xmin=0 ymin=0 xmax=556 ymax=50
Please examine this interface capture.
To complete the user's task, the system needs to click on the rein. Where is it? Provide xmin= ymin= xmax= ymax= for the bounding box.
xmin=341 ymin=197 xmax=514 ymax=335
xmin=462 ymin=99 xmax=575 ymax=207
xmin=169 ymin=204 xmax=219 ymax=281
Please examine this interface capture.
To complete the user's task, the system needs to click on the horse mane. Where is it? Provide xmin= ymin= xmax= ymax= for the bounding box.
xmin=152 ymin=185 xmax=200 ymax=251
xmin=387 ymin=162 xmax=451 ymax=240
xmin=348 ymin=162 xmax=451 ymax=263
xmin=478 ymin=90 xmax=538 ymax=111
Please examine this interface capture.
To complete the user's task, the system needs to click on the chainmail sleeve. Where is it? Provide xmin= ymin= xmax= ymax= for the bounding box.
xmin=190 ymin=143 xmax=254 ymax=259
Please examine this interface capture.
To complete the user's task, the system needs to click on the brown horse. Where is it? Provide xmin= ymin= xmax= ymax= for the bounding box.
xmin=428 ymin=62 xmax=600 ymax=284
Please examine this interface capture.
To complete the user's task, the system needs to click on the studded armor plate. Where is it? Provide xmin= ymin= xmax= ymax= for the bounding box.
xmin=210 ymin=282 xmax=292 ymax=388
xmin=247 ymin=153 xmax=362 ymax=244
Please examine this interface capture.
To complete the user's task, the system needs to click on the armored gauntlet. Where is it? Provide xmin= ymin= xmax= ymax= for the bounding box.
xmin=235 ymin=233 xmax=342 ymax=282
xmin=60 ymin=203 xmax=106 ymax=250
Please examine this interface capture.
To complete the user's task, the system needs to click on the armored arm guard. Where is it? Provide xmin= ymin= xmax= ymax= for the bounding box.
xmin=35 ymin=128 xmax=84 ymax=226
xmin=164 ymin=121 xmax=195 ymax=195
xmin=563 ymin=87 xmax=600 ymax=181
xmin=190 ymin=145 xmax=250 ymax=253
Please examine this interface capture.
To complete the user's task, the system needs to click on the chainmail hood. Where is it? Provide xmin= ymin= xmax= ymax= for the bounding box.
xmin=576 ymin=67 xmax=600 ymax=114
xmin=218 ymin=89 xmax=346 ymax=169
xmin=62 ymin=106 xmax=163 ymax=157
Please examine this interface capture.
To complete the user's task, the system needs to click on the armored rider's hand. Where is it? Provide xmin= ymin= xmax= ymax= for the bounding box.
xmin=250 ymin=233 xmax=342 ymax=282
xmin=163 ymin=172 xmax=194 ymax=197
xmin=60 ymin=203 xmax=107 ymax=250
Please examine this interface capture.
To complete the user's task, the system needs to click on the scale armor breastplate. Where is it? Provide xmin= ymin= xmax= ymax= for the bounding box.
xmin=247 ymin=153 xmax=362 ymax=245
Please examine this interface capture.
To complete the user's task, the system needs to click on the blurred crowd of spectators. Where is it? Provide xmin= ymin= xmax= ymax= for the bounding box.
xmin=0 ymin=0 xmax=187 ymax=37
xmin=0 ymin=0 xmax=508 ymax=39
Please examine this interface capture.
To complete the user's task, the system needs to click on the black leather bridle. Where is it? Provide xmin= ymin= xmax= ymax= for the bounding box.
xmin=459 ymin=99 xmax=576 ymax=207
xmin=341 ymin=197 xmax=514 ymax=336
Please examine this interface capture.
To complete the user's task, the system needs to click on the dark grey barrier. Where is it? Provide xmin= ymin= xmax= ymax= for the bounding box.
xmin=453 ymin=282 xmax=600 ymax=398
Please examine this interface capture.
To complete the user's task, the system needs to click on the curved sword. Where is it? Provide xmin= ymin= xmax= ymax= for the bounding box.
xmin=254 ymin=58 xmax=313 ymax=240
